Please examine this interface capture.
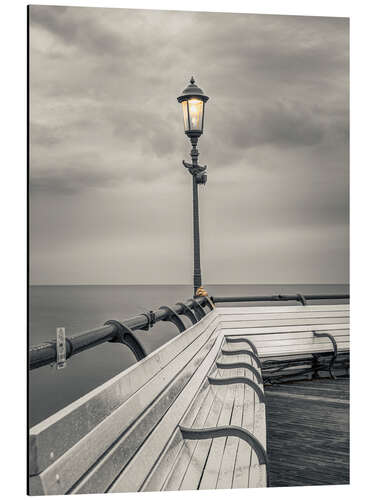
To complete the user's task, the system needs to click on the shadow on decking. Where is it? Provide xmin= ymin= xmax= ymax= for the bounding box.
xmin=265 ymin=378 xmax=349 ymax=487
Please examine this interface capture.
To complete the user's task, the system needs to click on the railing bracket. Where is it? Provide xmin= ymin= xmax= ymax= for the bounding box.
xmin=175 ymin=302 xmax=198 ymax=325
xmin=187 ymin=298 xmax=206 ymax=320
xmin=159 ymin=306 xmax=186 ymax=333
xmin=104 ymin=320 xmax=147 ymax=361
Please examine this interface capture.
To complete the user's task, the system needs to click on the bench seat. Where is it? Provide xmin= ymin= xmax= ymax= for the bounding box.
xmin=142 ymin=338 xmax=266 ymax=491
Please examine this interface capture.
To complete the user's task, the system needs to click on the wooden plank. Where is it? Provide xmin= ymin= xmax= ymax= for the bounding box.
xmin=215 ymin=381 xmax=245 ymax=489
xmin=219 ymin=310 xmax=349 ymax=321
xmin=162 ymin=384 xmax=218 ymax=492
xmin=140 ymin=429 xmax=184 ymax=492
xmin=108 ymin=329 xmax=225 ymax=493
xmin=31 ymin=317 xmax=221 ymax=495
xmin=231 ymin=362 xmax=252 ymax=489
xmin=216 ymin=304 xmax=349 ymax=315
xmin=219 ymin=317 xmax=348 ymax=328
xmin=214 ymin=345 xmax=255 ymax=490
xmin=249 ymin=464 xmax=267 ymax=488
xmin=181 ymin=365 xmax=236 ymax=490
xmin=234 ymin=349 xmax=266 ymax=489
xmin=246 ymin=335 xmax=349 ymax=350
xmin=258 ymin=342 xmax=350 ymax=357
xmin=198 ymin=367 xmax=238 ymax=490
xmin=221 ymin=323 xmax=348 ymax=335
xmin=160 ymin=356 xmax=227 ymax=492
xmin=265 ymin=379 xmax=349 ymax=487
xmin=225 ymin=329 xmax=349 ymax=344
xmin=179 ymin=386 xmax=229 ymax=490
xmin=141 ymin=380 xmax=212 ymax=492
xmin=29 ymin=311 xmax=218 ymax=476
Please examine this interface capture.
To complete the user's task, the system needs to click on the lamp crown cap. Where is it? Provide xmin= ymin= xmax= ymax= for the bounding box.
xmin=177 ymin=77 xmax=209 ymax=103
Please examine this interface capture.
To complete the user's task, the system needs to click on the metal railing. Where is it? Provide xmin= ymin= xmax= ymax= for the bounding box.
xmin=28 ymin=292 xmax=349 ymax=371
xmin=211 ymin=293 xmax=349 ymax=304
xmin=29 ymin=296 xmax=212 ymax=370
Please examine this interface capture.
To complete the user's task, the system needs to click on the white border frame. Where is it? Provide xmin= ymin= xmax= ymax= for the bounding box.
xmin=1 ymin=0 xmax=373 ymax=498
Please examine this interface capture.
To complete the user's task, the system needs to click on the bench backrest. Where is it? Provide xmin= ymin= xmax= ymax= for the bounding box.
xmin=216 ymin=304 xmax=349 ymax=358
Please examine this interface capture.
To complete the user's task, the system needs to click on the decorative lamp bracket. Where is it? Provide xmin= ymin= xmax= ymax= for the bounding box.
xmin=182 ymin=160 xmax=207 ymax=184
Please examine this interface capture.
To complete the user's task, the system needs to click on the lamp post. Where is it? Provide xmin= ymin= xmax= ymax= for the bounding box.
xmin=177 ymin=77 xmax=209 ymax=296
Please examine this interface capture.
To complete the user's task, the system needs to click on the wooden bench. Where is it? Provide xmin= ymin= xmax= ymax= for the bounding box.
xmin=29 ymin=303 xmax=349 ymax=494
xmin=217 ymin=303 xmax=349 ymax=379
xmin=29 ymin=309 xmax=267 ymax=495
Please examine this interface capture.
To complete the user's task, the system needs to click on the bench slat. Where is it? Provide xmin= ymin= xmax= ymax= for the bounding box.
xmin=221 ymin=323 xmax=348 ymax=335
xmin=197 ymin=368 xmax=239 ymax=490
xmin=219 ymin=317 xmax=348 ymax=328
xmin=168 ymin=368 xmax=236 ymax=490
xmin=161 ymin=383 xmax=218 ymax=491
xmin=248 ymin=335 xmax=349 ymax=349
xmin=218 ymin=379 xmax=247 ymax=489
xmin=180 ymin=386 xmax=231 ymax=490
xmin=258 ymin=342 xmax=349 ymax=357
xmin=218 ymin=310 xmax=348 ymax=321
xmin=226 ymin=329 xmax=348 ymax=344
xmin=142 ymin=380 xmax=213 ymax=492
xmin=217 ymin=305 xmax=349 ymax=315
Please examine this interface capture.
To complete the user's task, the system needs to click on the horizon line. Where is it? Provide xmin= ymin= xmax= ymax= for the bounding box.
xmin=29 ymin=282 xmax=349 ymax=286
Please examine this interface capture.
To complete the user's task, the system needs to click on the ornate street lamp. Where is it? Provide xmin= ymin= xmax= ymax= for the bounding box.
xmin=177 ymin=77 xmax=209 ymax=296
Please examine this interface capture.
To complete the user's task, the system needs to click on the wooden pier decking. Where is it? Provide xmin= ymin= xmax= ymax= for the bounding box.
xmin=265 ymin=378 xmax=349 ymax=487
xmin=29 ymin=303 xmax=349 ymax=495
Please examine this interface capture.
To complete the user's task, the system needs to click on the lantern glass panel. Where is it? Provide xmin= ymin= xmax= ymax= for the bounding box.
xmin=182 ymin=100 xmax=189 ymax=132
xmin=188 ymin=98 xmax=204 ymax=131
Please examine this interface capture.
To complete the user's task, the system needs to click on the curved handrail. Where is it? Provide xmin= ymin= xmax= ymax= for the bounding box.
xmin=179 ymin=425 xmax=268 ymax=466
xmin=208 ymin=376 xmax=265 ymax=403
xmin=216 ymin=361 xmax=262 ymax=384
xmin=225 ymin=336 xmax=259 ymax=356
xmin=313 ymin=330 xmax=338 ymax=379
xmin=221 ymin=348 xmax=262 ymax=369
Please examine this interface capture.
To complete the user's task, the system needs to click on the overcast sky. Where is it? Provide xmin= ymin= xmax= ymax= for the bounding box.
xmin=29 ymin=6 xmax=349 ymax=285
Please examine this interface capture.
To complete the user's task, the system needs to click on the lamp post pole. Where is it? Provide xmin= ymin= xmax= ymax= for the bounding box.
xmin=191 ymin=139 xmax=202 ymax=294
xmin=178 ymin=77 xmax=209 ymax=297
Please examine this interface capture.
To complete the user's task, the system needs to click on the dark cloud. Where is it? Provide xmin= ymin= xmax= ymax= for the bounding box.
xmin=29 ymin=6 xmax=349 ymax=284
xmin=29 ymin=5 xmax=127 ymax=56
xmin=29 ymin=164 xmax=124 ymax=195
